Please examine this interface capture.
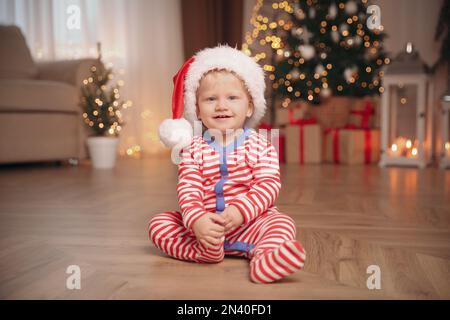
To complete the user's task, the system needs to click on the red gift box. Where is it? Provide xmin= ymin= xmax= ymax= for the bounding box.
xmin=286 ymin=118 xmax=322 ymax=164
xmin=275 ymin=101 xmax=310 ymax=126
xmin=323 ymin=125 xmax=380 ymax=165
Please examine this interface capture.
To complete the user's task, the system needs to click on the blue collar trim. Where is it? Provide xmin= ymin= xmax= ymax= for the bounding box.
xmin=204 ymin=127 xmax=251 ymax=155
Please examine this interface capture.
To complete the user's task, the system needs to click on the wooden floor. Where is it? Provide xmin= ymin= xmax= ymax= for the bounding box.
xmin=0 ymin=157 xmax=449 ymax=300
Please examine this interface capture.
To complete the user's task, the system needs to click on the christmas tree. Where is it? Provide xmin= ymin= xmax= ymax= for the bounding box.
xmin=242 ymin=0 xmax=295 ymax=122
xmin=272 ymin=0 xmax=388 ymax=105
xmin=80 ymin=44 xmax=130 ymax=136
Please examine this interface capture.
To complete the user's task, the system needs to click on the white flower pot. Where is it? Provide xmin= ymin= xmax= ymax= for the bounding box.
xmin=87 ymin=137 xmax=119 ymax=169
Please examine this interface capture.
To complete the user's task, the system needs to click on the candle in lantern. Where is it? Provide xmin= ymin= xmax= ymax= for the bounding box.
xmin=390 ymin=143 xmax=401 ymax=157
xmin=407 ymin=139 xmax=419 ymax=158
xmin=445 ymin=142 xmax=450 ymax=157
xmin=392 ymin=144 xmax=398 ymax=152
xmin=389 ymin=137 xmax=419 ymax=158
xmin=396 ymin=137 xmax=407 ymax=156
xmin=405 ymin=139 xmax=413 ymax=157
xmin=405 ymin=139 xmax=412 ymax=149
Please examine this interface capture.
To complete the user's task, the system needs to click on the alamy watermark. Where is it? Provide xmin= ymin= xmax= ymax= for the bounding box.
xmin=66 ymin=265 xmax=81 ymax=290
xmin=366 ymin=5 xmax=382 ymax=31
xmin=66 ymin=5 xmax=81 ymax=30
xmin=366 ymin=265 xmax=381 ymax=290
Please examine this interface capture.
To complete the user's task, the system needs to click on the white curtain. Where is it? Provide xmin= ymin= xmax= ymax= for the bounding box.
xmin=0 ymin=0 xmax=184 ymax=156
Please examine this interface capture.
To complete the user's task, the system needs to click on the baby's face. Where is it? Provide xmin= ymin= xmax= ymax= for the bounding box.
xmin=196 ymin=71 xmax=253 ymax=134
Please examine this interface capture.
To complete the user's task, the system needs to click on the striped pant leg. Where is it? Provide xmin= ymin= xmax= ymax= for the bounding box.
xmin=147 ymin=211 xmax=225 ymax=264
xmin=230 ymin=210 xmax=306 ymax=283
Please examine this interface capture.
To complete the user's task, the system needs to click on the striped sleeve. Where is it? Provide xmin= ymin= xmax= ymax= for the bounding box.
xmin=228 ymin=139 xmax=281 ymax=224
xmin=176 ymin=144 xmax=206 ymax=231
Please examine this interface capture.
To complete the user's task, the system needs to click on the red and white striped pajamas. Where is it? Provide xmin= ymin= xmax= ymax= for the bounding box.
xmin=148 ymin=128 xmax=306 ymax=283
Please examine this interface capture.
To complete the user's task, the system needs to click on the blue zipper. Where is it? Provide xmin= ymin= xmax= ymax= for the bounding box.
xmin=205 ymin=129 xmax=255 ymax=253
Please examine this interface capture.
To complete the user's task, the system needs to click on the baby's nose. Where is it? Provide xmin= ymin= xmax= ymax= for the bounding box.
xmin=215 ymin=100 xmax=229 ymax=110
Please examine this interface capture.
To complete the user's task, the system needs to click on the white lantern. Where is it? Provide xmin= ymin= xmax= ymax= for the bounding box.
xmin=379 ymin=43 xmax=434 ymax=169
xmin=440 ymin=91 xmax=450 ymax=169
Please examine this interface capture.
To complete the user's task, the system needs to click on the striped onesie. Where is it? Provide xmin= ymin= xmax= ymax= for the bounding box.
xmin=148 ymin=128 xmax=306 ymax=283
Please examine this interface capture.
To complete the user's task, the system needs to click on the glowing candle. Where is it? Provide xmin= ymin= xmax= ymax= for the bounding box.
xmin=445 ymin=142 xmax=450 ymax=157
xmin=391 ymin=144 xmax=398 ymax=152
xmin=390 ymin=143 xmax=401 ymax=157
xmin=406 ymin=139 xmax=412 ymax=149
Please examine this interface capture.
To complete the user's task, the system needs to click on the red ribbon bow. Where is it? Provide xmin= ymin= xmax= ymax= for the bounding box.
xmin=349 ymin=100 xmax=374 ymax=129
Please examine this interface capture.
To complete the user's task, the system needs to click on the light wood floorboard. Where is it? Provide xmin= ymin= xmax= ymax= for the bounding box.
xmin=0 ymin=158 xmax=449 ymax=299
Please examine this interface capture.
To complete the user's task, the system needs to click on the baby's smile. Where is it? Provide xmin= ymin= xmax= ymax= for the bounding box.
xmin=213 ymin=114 xmax=233 ymax=120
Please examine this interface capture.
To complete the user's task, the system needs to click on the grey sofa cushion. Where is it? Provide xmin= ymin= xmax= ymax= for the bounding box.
xmin=0 ymin=25 xmax=38 ymax=79
xmin=0 ymin=79 xmax=79 ymax=113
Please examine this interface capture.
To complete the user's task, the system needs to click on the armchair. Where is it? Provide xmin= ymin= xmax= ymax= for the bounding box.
xmin=0 ymin=25 xmax=103 ymax=164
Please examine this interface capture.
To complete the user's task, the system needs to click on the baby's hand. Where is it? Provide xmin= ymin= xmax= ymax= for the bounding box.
xmin=192 ymin=212 xmax=226 ymax=249
xmin=221 ymin=205 xmax=244 ymax=232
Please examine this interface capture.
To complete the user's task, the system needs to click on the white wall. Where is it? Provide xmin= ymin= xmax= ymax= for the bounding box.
xmin=373 ymin=0 xmax=446 ymax=160
xmin=373 ymin=0 xmax=443 ymax=67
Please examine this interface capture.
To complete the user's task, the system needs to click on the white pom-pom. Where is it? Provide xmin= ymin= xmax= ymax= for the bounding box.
xmin=158 ymin=118 xmax=193 ymax=149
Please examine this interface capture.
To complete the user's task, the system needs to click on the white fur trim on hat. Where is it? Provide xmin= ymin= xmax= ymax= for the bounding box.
xmin=158 ymin=118 xmax=193 ymax=149
xmin=184 ymin=45 xmax=266 ymax=129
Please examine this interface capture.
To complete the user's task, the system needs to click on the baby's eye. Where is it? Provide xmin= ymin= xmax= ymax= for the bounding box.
xmin=228 ymin=96 xmax=239 ymax=100
xmin=206 ymin=97 xmax=216 ymax=101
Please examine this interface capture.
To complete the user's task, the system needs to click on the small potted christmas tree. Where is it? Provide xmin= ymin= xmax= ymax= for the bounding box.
xmin=80 ymin=43 xmax=129 ymax=169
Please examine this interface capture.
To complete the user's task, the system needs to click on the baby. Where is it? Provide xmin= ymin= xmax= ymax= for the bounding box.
xmin=149 ymin=45 xmax=306 ymax=284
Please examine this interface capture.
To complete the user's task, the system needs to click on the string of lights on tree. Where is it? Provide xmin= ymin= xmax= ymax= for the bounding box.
xmin=80 ymin=42 xmax=144 ymax=157
xmin=242 ymin=0 xmax=390 ymax=107
xmin=80 ymin=64 xmax=131 ymax=136
xmin=80 ymin=43 xmax=165 ymax=158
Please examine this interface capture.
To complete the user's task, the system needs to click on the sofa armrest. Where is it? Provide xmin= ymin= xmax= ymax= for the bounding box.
xmin=36 ymin=58 xmax=104 ymax=89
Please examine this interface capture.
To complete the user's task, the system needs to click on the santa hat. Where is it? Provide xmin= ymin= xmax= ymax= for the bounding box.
xmin=158 ymin=44 xmax=266 ymax=149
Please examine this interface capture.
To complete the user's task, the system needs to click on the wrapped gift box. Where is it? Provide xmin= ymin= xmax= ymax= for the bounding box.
xmin=323 ymin=127 xmax=380 ymax=165
xmin=275 ymin=101 xmax=310 ymax=126
xmin=309 ymin=96 xmax=353 ymax=129
xmin=347 ymin=98 xmax=377 ymax=129
xmin=286 ymin=119 xmax=322 ymax=164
